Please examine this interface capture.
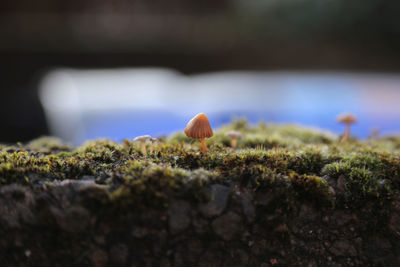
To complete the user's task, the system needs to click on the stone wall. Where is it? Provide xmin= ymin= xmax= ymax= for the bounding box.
xmin=1 ymin=179 xmax=399 ymax=266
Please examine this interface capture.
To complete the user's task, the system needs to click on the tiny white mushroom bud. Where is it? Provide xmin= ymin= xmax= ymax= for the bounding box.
xmin=133 ymin=135 xmax=151 ymax=156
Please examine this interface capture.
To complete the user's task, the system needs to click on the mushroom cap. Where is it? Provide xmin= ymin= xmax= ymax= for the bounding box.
xmin=225 ymin=131 xmax=243 ymax=139
xmin=337 ymin=113 xmax=357 ymax=124
xmin=150 ymin=137 xmax=158 ymax=142
xmin=184 ymin=113 xmax=214 ymax=139
xmin=133 ymin=135 xmax=151 ymax=142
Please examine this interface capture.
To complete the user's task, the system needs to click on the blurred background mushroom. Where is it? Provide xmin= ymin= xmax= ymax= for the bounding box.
xmin=337 ymin=113 xmax=358 ymax=141
xmin=369 ymin=127 xmax=380 ymax=139
xmin=225 ymin=131 xmax=243 ymax=149
xmin=1 ymin=0 xmax=400 ymax=144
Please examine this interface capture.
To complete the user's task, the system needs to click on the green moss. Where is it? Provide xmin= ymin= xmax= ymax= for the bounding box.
xmin=110 ymin=161 xmax=215 ymax=209
xmin=321 ymin=162 xmax=352 ymax=179
xmin=289 ymin=172 xmax=333 ymax=207
xmin=0 ymin=120 xmax=399 ymax=214
xmin=26 ymin=136 xmax=71 ymax=152
xmin=287 ymin=148 xmax=328 ymax=175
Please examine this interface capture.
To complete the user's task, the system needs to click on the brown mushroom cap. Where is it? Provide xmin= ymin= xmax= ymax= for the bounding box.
xmin=337 ymin=113 xmax=357 ymax=124
xmin=184 ymin=113 xmax=214 ymax=139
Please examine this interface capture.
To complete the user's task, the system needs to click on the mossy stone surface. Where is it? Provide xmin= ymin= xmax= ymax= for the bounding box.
xmin=0 ymin=121 xmax=399 ymax=266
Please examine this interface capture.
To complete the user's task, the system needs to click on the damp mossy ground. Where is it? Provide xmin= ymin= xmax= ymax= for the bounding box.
xmin=1 ymin=119 xmax=400 ymax=266
xmin=0 ymin=119 xmax=399 ymax=213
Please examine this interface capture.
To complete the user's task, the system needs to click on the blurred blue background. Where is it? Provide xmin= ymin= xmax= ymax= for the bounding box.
xmin=40 ymin=69 xmax=400 ymax=144
xmin=1 ymin=0 xmax=400 ymax=143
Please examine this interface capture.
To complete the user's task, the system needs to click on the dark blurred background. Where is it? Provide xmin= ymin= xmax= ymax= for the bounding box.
xmin=2 ymin=0 xmax=400 ymax=143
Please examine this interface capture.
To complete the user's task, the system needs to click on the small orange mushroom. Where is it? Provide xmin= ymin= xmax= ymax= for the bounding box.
xmin=184 ymin=113 xmax=213 ymax=153
xmin=337 ymin=113 xmax=357 ymax=142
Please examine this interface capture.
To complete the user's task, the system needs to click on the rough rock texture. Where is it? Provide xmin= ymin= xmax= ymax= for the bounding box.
xmin=0 ymin=180 xmax=398 ymax=266
xmin=0 ymin=122 xmax=400 ymax=266
xmin=168 ymin=201 xmax=191 ymax=234
xmin=211 ymin=211 xmax=243 ymax=241
xmin=199 ymin=184 xmax=230 ymax=217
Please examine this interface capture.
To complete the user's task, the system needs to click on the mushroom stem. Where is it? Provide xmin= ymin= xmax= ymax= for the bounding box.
xmin=201 ymin=138 xmax=207 ymax=153
xmin=150 ymin=142 xmax=154 ymax=154
xmin=343 ymin=123 xmax=351 ymax=141
xmin=140 ymin=141 xmax=147 ymax=156
xmin=230 ymin=138 xmax=237 ymax=149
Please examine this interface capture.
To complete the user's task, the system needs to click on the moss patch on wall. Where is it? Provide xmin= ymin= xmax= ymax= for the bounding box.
xmin=0 ymin=120 xmax=399 ymax=266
